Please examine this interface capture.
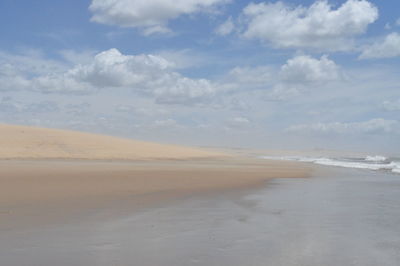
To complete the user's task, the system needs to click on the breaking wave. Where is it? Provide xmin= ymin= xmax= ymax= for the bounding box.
xmin=261 ymin=155 xmax=400 ymax=174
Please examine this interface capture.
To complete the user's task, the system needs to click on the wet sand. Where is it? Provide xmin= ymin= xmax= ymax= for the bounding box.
xmin=2 ymin=165 xmax=399 ymax=266
xmin=0 ymin=158 xmax=309 ymax=230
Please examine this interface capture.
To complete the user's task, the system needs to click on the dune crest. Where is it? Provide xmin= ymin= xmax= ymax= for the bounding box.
xmin=0 ymin=124 xmax=225 ymax=160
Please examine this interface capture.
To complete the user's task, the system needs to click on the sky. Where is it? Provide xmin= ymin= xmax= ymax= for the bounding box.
xmin=0 ymin=0 xmax=399 ymax=153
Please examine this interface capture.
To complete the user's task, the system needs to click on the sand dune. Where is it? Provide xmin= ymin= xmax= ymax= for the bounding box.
xmin=0 ymin=124 xmax=225 ymax=160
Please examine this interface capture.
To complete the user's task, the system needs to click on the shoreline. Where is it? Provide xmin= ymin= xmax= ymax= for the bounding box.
xmin=3 ymin=161 xmax=400 ymax=265
xmin=0 ymin=157 xmax=311 ymax=230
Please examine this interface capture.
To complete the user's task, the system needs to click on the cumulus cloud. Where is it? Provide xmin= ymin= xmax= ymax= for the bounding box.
xmin=89 ymin=0 xmax=229 ymax=34
xmin=286 ymin=118 xmax=400 ymax=134
xmin=359 ymin=32 xmax=400 ymax=59
xmin=224 ymin=54 xmax=342 ymax=101
xmin=241 ymin=0 xmax=378 ymax=51
xmin=0 ymin=49 xmax=217 ymax=104
xmin=67 ymin=49 xmax=216 ymax=104
xmin=215 ymin=17 xmax=235 ymax=36
xmin=70 ymin=48 xmax=173 ymax=88
xmin=280 ymin=55 xmax=341 ymax=83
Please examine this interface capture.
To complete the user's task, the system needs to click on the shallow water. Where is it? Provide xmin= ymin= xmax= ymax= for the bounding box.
xmin=1 ymin=167 xmax=400 ymax=266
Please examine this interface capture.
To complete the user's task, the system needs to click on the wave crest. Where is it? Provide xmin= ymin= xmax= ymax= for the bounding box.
xmin=261 ymin=155 xmax=400 ymax=174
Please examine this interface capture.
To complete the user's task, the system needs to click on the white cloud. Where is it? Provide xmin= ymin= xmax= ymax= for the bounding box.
xmin=0 ymin=97 xmax=59 ymax=114
xmin=32 ymin=74 xmax=94 ymax=93
xmin=224 ymin=55 xmax=342 ymax=101
xmin=227 ymin=116 xmax=250 ymax=129
xmin=70 ymin=48 xmax=173 ymax=88
xmin=241 ymin=0 xmax=378 ymax=51
xmin=383 ymin=99 xmax=400 ymax=111
xmin=65 ymin=103 xmax=91 ymax=116
xmin=225 ymin=65 xmax=276 ymax=88
xmin=268 ymin=84 xmax=301 ymax=101
xmin=215 ymin=17 xmax=234 ymax=36
xmin=286 ymin=118 xmax=400 ymax=134
xmin=229 ymin=98 xmax=251 ymax=111
xmin=0 ymin=50 xmax=65 ymax=91
xmin=396 ymin=18 xmax=400 ymax=26
xmin=0 ymin=49 xmax=217 ymax=104
xmin=69 ymin=49 xmax=217 ymax=103
xmin=154 ymin=49 xmax=211 ymax=69
xmin=116 ymin=105 xmax=168 ymax=116
xmin=0 ymin=50 xmax=66 ymax=76
xmin=0 ymin=50 xmax=95 ymax=94
xmin=89 ymin=0 xmax=229 ymax=34
xmin=153 ymin=118 xmax=178 ymax=127
xmin=152 ymin=76 xmax=215 ymax=104
xmin=280 ymin=55 xmax=341 ymax=83
xmin=359 ymin=32 xmax=400 ymax=59
xmin=142 ymin=25 xmax=172 ymax=36
xmin=0 ymin=71 xmax=30 ymax=91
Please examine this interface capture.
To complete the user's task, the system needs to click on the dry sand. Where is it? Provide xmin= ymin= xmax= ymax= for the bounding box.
xmin=0 ymin=124 xmax=225 ymax=160
xmin=0 ymin=124 xmax=311 ymax=230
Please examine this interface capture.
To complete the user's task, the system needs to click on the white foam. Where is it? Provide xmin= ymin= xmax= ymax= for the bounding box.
xmin=312 ymin=158 xmax=394 ymax=171
xmin=391 ymin=162 xmax=400 ymax=173
xmin=261 ymin=156 xmax=320 ymax=163
xmin=260 ymin=155 xmax=400 ymax=174
xmin=365 ymin=155 xmax=387 ymax=162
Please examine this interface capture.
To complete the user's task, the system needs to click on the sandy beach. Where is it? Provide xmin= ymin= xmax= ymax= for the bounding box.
xmin=0 ymin=158 xmax=310 ymax=230
xmin=0 ymin=125 xmax=312 ymax=265
xmin=0 ymin=124 xmax=310 ymax=231
xmin=3 ymin=0 xmax=400 ymax=264
xmin=1 ymin=125 xmax=400 ymax=266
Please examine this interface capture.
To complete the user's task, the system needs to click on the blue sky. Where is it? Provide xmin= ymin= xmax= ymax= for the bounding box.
xmin=0 ymin=0 xmax=399 ymax=153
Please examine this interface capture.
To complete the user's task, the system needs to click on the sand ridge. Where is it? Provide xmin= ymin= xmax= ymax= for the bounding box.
xmin=0 ymin=124 xmax=226 ymax=160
